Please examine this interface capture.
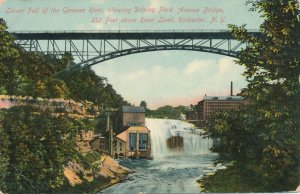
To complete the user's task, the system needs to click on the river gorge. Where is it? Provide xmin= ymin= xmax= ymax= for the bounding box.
xmin=102 ymin=118 xmax=222 ymax=193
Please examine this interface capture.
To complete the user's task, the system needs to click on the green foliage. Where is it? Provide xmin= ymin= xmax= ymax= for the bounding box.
xmin=0 ymin=106 xmax=82 ymax=193
xmin=0 ymin=18 xmax=128 ymax=110
xmin=0 ymin=19 xmax=19 ymax=61
xmin=205 ymin=110 xmax=260 ymax=162
xmin=200 ymin=165 xmax=271 ymax=192
xmin=75 ymin=151 xmax=102 ymax=170
xmin=93 ymin=116 xmax=108 ymax=135
xmin=204 ymin=0 xmax=300 ymax=191
xmin=63 ymin=67 xmax=128 ymax=109
xmin=46 ymin=78 xmax=69 ymax=98
xmin=84 ymin=151 xmax=101 ymax=164
xmin=0 ymin=19 xmax=23 ymax=95
xmin=0 ymin=111 xmax=10 ymax=192
xmin=140 ymin=101 xmax=148 ymax=110
xmin=147 ymin=105 xmax=187 ymax=119
xmin=0 ymin=18 xmax=131 ymax=192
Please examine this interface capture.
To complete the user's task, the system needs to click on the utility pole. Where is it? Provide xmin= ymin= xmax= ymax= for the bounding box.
xmin=106 ymin=113 xmax=113 ymax=156
xmin=105 ymin=108 xmax=117 ymax=157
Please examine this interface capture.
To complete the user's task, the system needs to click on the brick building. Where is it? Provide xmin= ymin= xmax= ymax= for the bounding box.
xmin=196 ymin=96 xmax=244 ymax=121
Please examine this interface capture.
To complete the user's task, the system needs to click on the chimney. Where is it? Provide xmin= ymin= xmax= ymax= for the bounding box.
xmin=230 ymin=81 xmax=233 ymax=96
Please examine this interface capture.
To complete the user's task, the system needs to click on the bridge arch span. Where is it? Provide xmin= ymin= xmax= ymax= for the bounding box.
xmin=62 ymin=44 xmax=238 ymax=75
xmin=12 ymin=30 xmax=260 ymax=76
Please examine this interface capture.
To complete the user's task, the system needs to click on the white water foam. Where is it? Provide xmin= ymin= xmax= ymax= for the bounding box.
xmin=146 ymin=118 xmax=213 ymax=159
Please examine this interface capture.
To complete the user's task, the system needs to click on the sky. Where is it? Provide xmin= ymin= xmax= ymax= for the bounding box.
xmin=0 ymin=0 xmax=263 ymax=109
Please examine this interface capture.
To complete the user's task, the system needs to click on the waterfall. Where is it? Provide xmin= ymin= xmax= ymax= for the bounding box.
xmin=146 ymin=118 xmax=213 ymax=159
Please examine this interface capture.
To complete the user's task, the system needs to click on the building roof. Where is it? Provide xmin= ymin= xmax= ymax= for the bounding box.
xmin=122 ymin=106 xmax=145 ymax=113
xmin=116 ymin=131 xmax=127 ymax=142
xmin=127 ymin=126 xmax=150 ymax=132
xmin=116 ymin=126 xmax=150 ymax=143
xmin=203 ymin=96 xmax=243 ymax=101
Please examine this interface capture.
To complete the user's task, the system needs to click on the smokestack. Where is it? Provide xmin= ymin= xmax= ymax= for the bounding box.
xmin=230 ymin=81 xmax=233 ymax=96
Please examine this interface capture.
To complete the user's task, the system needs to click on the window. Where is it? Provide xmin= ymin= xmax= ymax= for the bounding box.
xmin=128 ymin=122 xmax=142 ymax=126
xmin=129 ymin=133 xmax=137 ymax=151
xmin=138 ymin=133 xmax=148 ymax=150
xmin=119 ymin=142 xmax=123 ymax=151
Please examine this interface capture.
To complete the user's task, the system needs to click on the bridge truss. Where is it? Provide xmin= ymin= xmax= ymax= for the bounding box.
xmin=12 ymin=30 xmax=260 ymax=75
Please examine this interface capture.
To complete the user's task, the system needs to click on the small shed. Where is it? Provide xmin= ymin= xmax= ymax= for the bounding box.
xmin=122 ymin=106 xmax=145 ymax=127
xmin=90 ymin=135 xmax=108 ymax=153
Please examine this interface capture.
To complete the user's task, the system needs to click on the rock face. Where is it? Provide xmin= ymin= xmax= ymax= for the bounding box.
xmin=0 ymin=95 xmax=99 ymax=118
xmin=63 ymin=155 xmax=131 ymax=187
xmin=296 ymin=185 xmax=300 ymax=192
xmin=98 ymin=155 xmax=131 ymax=179
xmin=167 ymin=136 xmax=184 ymax=151
xmin=64 ymin=161 xmax=86 ymax=186
xmin=75 ymin=130 xmax=95 ymax=153
xmin=64 ymin=168 xmax=83 ymax=186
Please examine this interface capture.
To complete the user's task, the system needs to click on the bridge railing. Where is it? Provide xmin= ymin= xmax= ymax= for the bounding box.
xmin=10 ymin=29 xmax=260 ymax=34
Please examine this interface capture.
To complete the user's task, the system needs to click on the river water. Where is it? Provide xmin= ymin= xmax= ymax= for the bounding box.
xmin=102 ymin=118 xmax=220 ymax=194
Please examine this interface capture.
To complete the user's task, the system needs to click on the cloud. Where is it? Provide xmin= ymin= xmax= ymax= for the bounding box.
xmin=184 ymin=60 xmax=211 ymax=75
xmin=92 ymin=54 xmax=246 ymax=109
xmin=152 ymin=65 xmax=162 ymax=74
xmin=126 ymin=70 xmax=146 ymax=81
xmin=218 ymin=57 xmax=234 ymax=75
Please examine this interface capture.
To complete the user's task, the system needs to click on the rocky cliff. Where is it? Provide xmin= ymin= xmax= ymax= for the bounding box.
xmin=63 ymin=154 xmax=131 ymax=191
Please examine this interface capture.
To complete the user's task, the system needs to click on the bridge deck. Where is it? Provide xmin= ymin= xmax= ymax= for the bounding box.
xmin=11 ymin=30 xmax=261 ymax=40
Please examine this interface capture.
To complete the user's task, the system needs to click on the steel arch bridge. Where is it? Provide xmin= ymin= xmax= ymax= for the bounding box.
xmin=12 ymin=30 xmax=260 ymax=75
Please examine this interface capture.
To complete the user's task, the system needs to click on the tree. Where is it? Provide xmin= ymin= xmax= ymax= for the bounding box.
xmin=46 ymin=78 xmax=69 ymax=98
xmin=0 ymin=106 xmax=80 ymax=193
xmin=140 ymin=101 xmax=148 ymax=110
xmin=204 ymin=1 xmax=299 ymax=191
xmin=189 ymin=104 xmax=195 ymax=110
xmin=0 ymin=111 xmax=10 ymax=192
xmin=206 ymin=109 xmax=262 ymax=161
xmin=64 ymin=67 xmax=127 ymax=109
xmin=225 ymin=0 xmax=300 ymax=189
xmin=0 ymin=18 xmax=22 ymax=95
xmin=146 ymin=105 xmax=188 ymax=119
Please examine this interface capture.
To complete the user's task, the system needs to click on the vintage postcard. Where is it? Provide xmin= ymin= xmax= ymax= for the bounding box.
xmin=0 ymin=0 xmax=299 ymax=193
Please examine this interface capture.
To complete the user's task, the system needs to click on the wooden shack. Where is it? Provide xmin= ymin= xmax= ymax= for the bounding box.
xmin=114 ymin=126 xmax=151 ymax=159
xmin=122 ymin=106 xmax=145 ymax=127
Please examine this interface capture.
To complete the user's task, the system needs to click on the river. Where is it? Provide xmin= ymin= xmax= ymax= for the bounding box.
xmin=102 ymin=118 xmax=221 ymax=194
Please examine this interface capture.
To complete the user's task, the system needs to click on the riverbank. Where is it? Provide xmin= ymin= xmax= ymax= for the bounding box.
xmin=198 ymin=164 xmax=299 ymax=192
xmin=62 ymin=155 xmax=132 ymax=193
xmin=197 ymin=165 xmax=264 ymax=192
